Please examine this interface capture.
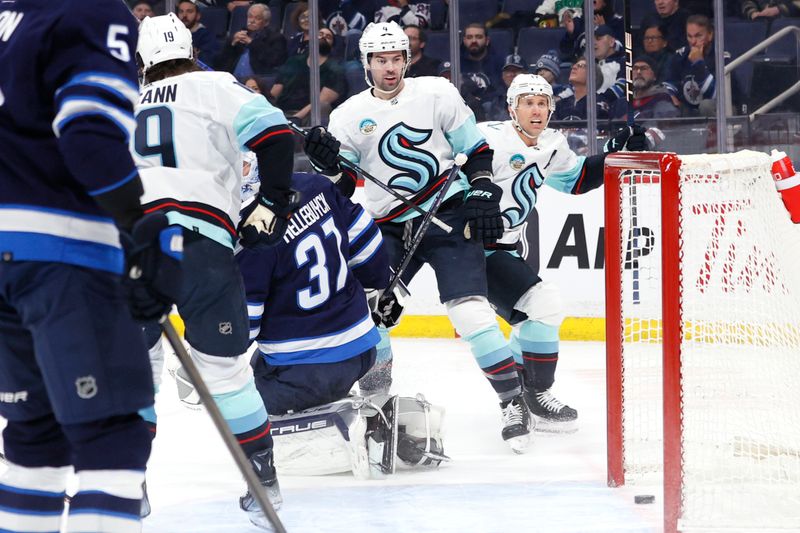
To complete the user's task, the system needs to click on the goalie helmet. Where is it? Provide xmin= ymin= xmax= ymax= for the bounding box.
xmin=506 ymin=73 xmax=555 ymax=136
xmin=137 ymin=13 xmax=194 ymax=74
xmin=359 ymin=22 xmax=409 ymax=93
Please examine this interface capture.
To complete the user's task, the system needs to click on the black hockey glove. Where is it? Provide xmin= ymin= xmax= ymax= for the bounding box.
xmin=120 ymin=212 xmax=183 ymax=322
xmin=463 ymin=178 xmax=504 ymax=247
xmin=604 ymin=125 xmax=649 ymax=153
xmin=367 ymin=277 xmax=410 ymax=329
xmin=238 ymin=188 xmax=300 ymax=248
xmin=304 ymin=126 xmax=341 ymax=175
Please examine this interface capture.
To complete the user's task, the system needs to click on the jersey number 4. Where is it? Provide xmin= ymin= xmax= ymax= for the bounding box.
xmin=134 ymin=106 xmax=177 ymax=167
xmin=295 ymin=217 xmax=348 ymax=310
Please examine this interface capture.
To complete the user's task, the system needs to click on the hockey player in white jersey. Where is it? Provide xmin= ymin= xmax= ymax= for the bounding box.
xmin=303 ymin=21 xmax=534 ymax=453
xmin=132 ymin=14 xmax=296 ymax=528
xmin=478 ymin=74 xmax=648 ymax=431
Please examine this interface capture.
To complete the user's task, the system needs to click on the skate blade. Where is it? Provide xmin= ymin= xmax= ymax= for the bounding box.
xmin=532 ymin=416 xmax=578 ymax=434
xmin=505 ymin=433 xmax=532 ymax=454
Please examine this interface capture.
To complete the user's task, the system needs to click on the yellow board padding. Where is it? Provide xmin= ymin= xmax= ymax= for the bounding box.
xmin=167 ymin=314 xmax=607 ymax=341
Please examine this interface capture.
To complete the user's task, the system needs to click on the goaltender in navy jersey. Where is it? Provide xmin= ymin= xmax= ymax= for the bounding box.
xmin=239 ymin=173 xmax=389 ymax=366
xmin=0 ymin=0 xmax=140 ymax=274
xmin=477 ymin=120 xmax=587 ymax=246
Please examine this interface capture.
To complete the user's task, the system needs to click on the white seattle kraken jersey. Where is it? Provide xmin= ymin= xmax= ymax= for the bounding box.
xmin=132 ymin=71 xmax=286 ymax=248
xmin=328 ymin=77 xmax=486 ymax=221
xmin=478 ymin=120 xmax=584 ymax=246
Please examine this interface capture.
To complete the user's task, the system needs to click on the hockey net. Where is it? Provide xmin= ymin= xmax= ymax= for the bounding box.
xmin=604 ymin=151 xmax=800 ymax=532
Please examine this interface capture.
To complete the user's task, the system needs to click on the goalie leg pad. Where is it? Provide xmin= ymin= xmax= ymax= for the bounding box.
xmin=395 ymin=394 xmax=449 ymax=468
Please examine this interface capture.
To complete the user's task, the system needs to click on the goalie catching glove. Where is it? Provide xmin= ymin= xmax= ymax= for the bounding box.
xmin=463 ymin=177 xmax=505 ymax=246
xmin=238 ymin=188 xmax=300 ymax=248
xmin=604 ymin=124 xmax=649 ymax=153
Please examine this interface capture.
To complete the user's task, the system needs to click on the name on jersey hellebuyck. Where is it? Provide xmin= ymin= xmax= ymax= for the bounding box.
xmin=283 ymin=192 xmax=332 ymax=243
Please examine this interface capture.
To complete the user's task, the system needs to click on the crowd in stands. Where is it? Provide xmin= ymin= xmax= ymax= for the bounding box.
xmin=129 ymin=0 xmax=799 ymax=125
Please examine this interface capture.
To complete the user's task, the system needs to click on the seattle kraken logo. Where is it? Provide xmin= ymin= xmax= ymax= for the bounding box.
xmin=502 ymin=162 xmax=544 ymax=228
xmin=379 ymin=123 xmax=439 ymax=193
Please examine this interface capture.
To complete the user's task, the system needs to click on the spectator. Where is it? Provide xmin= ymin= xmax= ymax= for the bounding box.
xmin=321 ymin=0 xmax=375 ymax=35
xmin=216 ymin=4 xmax=288 ymax=77
xmin=741 ymin=0 xmax=800 ymax=19
xmin=553 ymin=57 xmax=610 ymax=121
xmin=667 ymin=15 xmax=738 ymax=116
xmin=131 ymin=0 xmax=154 ymax=20
xmin=287 ymin=3 xmax=313 ymax=57
xmin=243 ymin=75 xmax=274 ymax=97
xmin=270 ymin=28 xmax=347 ymax=125
xmin=640 ymin=0 xmax=690 ymax=52
xmin=404 ymin=24 xmax=441 ymax=77
xmin=176 ymin=0 xmax=220 ymax=65
xmin=532 ymin=50 xmax=566 ymax=96
xmin=487 ymin=53 xmax=528 ymax=120
xmin=632 ymin=56 xmax=680 ymax=118
xmin=535 ymin=0 xmax=584 ymax=28
xmin=560 ymin=0 xmax=624 ymax=60
xmin=460 ymin=23 xmax=505 ymax=100
xmin=375 ymin=0 xmax=431 ymax=28
xmin=594 ymin=25 xmax=626 ymax=103
xmin=438 ymin=61 xmax=490 ymax=121
xmin=641 ymin=23 xmax=679 ymax=84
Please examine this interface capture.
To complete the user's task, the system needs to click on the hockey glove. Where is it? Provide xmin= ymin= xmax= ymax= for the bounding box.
xmin=604 ymin=125 xmax=649 ymax=153
xmin=120 ymin=212 xmax=183 ymax=322
xmin=463 ymin=178 xmax=505 ymax=247
xmin=238 ymin=188 xmax=300 ymax=248
xmin=304 ymin=126 xmax=342 ymax=176
xmin=367 ymin=278 xmax=410 ymax=329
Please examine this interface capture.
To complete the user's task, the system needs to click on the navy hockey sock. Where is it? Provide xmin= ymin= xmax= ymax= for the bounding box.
xmin=513 ymin=321 xmax=559 ymax=390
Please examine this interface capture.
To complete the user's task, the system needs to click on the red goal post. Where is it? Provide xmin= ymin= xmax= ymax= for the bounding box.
xmin=603 ymin=151 xmax=800 ymax=533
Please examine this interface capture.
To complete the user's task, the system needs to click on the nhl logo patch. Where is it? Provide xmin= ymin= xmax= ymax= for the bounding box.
xmin=75 ymin=376 xmax=98 ymax=399
xmin=219 ymin=322 xmax=233 ymax=335
xmin=509 ymin=154 xmax=525 ymax=171
xmin=359 ymin=118 xmax=377 ymax=135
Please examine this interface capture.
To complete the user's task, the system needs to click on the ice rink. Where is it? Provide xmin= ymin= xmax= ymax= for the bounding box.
xmin=133 ymin=337 xmax=661 ymax=533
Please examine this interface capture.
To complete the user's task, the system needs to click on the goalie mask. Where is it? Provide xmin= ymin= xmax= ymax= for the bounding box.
xmin=137 ymin=13 xmax=194 ymax=75
xmin=506 ymin=74 xmax=555 ymax=139
xmin=359 ymin=21 xmax=410 ymax=95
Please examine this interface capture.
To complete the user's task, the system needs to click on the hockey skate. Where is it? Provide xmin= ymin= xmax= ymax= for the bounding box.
xmin=239 ymin=449 xmax=283 ymax=531
xmin=524 ymin=387 xmax=578 ymax=434
xmin=500 ymin=395 xmax=533 ymax=454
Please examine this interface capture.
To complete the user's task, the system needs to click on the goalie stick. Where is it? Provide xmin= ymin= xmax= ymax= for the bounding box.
xmin=288 ymin=122 xmax=454 ymax=234
xmin=160 ymin=319 xmax=286 ymax=533
xmin=384 ymin=153 xmax=467 ymax=296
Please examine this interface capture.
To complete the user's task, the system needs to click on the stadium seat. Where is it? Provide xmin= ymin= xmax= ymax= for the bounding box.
xmin=722 ymin=19 xmax=769 ymax=106
xmin=229 ymin=5 xmax=248 ymax=34
xmin=517 ymin=27 xmax=565 ymax=66
xmin=764 ymin=18 xmax=800 ymax=61
xmin=344 ymin=30 xmax=363 ymax=62
xmin=430 ymin=0 xmax=447 ymax=30
xmin=459 ymin=0 xmax=500 ymax=29
xmin=268 ymin=0 xmax=282 ymax=32
xmin=425 ymin=31 xmax=451 ymax=63
xmin=199 ymin=7 xmax=229 ymax=40
xmin=282 ymin=4 xmax=299 ymax=36
xmin=345 ymin=64 xmax=368 ymax=98
xmin=488 ymin=28 xmax=513 ymax=58
xmin=502 ymin=0 xmax=542 ymax=15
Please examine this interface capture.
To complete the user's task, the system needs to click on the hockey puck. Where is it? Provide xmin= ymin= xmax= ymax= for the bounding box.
xmin=634 ymin=495 xmax=655 ymax=504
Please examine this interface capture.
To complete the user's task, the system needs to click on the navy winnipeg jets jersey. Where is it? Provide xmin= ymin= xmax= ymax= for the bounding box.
xmin=238 ymin=173 xmax=389 ymax=366
xmin=0 ymin=0 xmax=140 ymax=274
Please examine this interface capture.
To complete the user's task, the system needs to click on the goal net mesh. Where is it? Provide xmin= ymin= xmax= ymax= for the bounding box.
xmin=616 ymin=151 xmax=800 ymax=531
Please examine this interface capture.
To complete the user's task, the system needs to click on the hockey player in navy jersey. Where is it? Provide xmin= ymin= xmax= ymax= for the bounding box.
xmin=303 ymin=22 xmax=535 ymax=453
xmin=130 ymin=13 xmax=296 ymax=528
xmin=478 ymin=74 xmax=648 ymax=432
xmin=0 ymin=1 xmax=181 ymax=532
xmin=237 ymin=172 xmax=389 ymax=419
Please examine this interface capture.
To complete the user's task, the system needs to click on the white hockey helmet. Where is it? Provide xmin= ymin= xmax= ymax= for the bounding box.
xmin=506 ymin=74 xmax=555 ymax=137
xmin=359 ymin=21 xmax=410 ymax=67
xmin=137 ymin=13 xmax=194 ymax=74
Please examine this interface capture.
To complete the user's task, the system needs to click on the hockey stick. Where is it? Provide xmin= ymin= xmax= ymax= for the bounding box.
xmin=159 ymin=318 xmax=286 ymax=533
xmin=288 ymin=122 xmax=453 ymax=234
xmin=384 ymin=153 xmax=467 ymax=296
xmin=622 ymin=0 xmax=641 ymax=304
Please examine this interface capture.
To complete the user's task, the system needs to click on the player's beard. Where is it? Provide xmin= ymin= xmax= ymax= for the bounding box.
xmin=318 ymin=39 xmax=332 ymax=56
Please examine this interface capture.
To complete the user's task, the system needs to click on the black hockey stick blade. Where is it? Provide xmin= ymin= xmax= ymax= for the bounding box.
xmin=160 ymin=318 xmax=286 ymax=533
xmin=288 ymin=122 xmax=453 ymax=233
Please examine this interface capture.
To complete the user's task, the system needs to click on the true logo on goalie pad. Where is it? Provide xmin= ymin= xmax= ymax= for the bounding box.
xmin=270 ymin=420 xmax=330 ymax=435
